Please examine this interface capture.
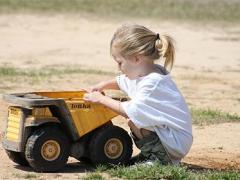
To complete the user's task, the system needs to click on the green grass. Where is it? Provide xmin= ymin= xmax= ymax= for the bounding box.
xmin=83 ymin=173 xmax=105 ymax=180
xmin=0 ymin=0 xmax=239 ymax=23
xmin=23 ymin=173 xmax=39 ymax=179
xmin=191 ymin=108 xmax=240 ymax=125
xmin=0 ymin=66 xmax=115 ymax=87
xmin=96 ymin=163 xmax=240 ymax=180
xmin=0 ymin=67 xmax=20 ymax=76
xmin=0 ymin=66 xmax=115 ymax=78
xmin=13 ymin=172 xmax=39 ymax=179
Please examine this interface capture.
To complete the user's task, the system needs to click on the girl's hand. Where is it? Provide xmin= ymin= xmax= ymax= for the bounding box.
xmin=88 ymin=82 xmax=105 ymax=92
xmin=87 ymin=79 xmax=119 ymax=92
xmin=83 ymin=91 xmax=105 ymax=104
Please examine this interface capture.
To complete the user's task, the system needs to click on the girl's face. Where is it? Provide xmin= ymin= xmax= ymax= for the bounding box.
xmin=111 ymin=46 xmax=138 ymax=79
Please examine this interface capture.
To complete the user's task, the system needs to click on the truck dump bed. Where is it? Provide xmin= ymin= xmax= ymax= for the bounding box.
xmin=3 ymin=91 xmax=122 ymax=140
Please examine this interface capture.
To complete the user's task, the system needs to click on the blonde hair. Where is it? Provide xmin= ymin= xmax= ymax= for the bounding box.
xmin=110 ymin=24 xmax=175 ymax=71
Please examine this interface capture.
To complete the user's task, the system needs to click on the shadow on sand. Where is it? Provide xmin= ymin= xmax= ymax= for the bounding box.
xmin=14 ymin=161 xmax=96 ymax=173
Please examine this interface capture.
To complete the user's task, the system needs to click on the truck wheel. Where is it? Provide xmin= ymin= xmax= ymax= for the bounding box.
xmin=78 ymin=156 xmax=92 ymax=164
xmin=89 ymin=125 xmax=133 ymax=165
xmin=25 ymin=126 xmax=70 ymax=172
xmin=5 ymin=150 xmax=29 ymax=166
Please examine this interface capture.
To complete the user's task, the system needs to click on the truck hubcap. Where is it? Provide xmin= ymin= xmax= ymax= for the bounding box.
xmin=104 ymin=138 xmax=123 ymax=159
xmin=41 ymin=140 xmax=60 ymax=161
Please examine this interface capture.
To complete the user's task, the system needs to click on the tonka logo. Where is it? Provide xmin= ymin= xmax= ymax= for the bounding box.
xmin=71 ymin=103 xmax=91 ymax=109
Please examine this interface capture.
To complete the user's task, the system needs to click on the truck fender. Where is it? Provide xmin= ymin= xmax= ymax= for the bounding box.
xmin=24 ymin=117 xmax=60 ymax=127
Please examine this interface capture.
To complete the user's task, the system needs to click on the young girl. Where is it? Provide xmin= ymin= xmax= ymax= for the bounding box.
xmin=83 ymin=24 xmax=193 ymax=165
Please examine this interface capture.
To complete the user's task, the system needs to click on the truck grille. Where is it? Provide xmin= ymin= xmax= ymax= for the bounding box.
xmin=6 ymin=107 xmax=22 ymax=142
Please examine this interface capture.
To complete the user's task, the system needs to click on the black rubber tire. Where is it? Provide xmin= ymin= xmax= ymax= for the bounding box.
xmin=5 ymin=150 xmax=29 ymax=166
xmin=25 ymin=126 xmax=70 ymax=172
xmin=78 ymin=156 xmax=92 ymax=164
xmin=89 ymin=125 xmax=133 ymax=165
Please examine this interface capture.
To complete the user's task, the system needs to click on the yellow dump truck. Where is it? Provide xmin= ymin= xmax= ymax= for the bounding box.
xmin=1 ymin=90 xmax=133 ymax=172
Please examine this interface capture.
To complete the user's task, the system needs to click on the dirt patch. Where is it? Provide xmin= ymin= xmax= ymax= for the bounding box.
xmin=183 ymin=123 xmax=240 ymax=171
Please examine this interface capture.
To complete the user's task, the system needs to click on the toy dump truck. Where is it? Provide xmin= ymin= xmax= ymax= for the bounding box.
xmin=1 ymin=90 xmax=133 ymax=172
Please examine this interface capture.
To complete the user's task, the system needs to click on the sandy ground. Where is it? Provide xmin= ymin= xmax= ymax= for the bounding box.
xmin=0 ymin=14 xmax=239 ymax=179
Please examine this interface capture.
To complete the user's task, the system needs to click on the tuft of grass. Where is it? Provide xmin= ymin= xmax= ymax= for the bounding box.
xmin=0 ymin=0 xmax=239 ymax=23
xmin=23 ymin=173 xmax=39 ymax=179
xmin=96 ymin=162 xmax=240 ymax=180
xmin=83 ymin=173 xmax=105 ymax=180
xmin=191 ymin=108 xmax=240 ymax=126
xmin=0 ymin=66 xmax=115 ymax=87
xmin=13 ymin=172 xmax=39 ymax=179
xmin=105 ymin=163 xmax=191 ymax=179
xmin=0 ymin=67 xmax=19 ymax=77
xmin=0 ymin=66 xmax=114 ymax=78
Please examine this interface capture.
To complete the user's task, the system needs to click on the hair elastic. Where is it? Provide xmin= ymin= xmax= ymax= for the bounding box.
xmin=156 ymin=33 xmax=160 ymax=40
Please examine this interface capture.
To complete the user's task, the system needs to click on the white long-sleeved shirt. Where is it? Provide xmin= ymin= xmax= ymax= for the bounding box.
xmin=116 ymin=65 xmax=193 ymax=164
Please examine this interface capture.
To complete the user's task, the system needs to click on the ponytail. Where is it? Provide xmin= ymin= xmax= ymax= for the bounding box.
xmin=111 ymin=24 xmax=175 ymax=71
xmin=155 ymin=34 xmax=175 ymax=71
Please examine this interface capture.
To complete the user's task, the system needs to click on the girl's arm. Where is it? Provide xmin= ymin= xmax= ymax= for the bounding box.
xmin=83 ymin=91 xmax=127 ymax=117
xmin=89 ymin=79 xmax=120 ymax=92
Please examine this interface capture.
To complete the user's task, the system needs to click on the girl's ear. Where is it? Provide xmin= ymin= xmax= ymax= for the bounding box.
xmin=134 ymin=56 xmax=141 ymax=63
xmin=129 ymin=54 xmax=141 ymax=64
xmin=134 ymin=55 xmax=143 ymax=64
xmin=128 ymin=55 xmax=138 ymax=64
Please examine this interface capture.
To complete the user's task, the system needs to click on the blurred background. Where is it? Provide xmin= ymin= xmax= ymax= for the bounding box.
xmin=0 ymin=0 xmax=239 ymax=114
xmin=1 ymin=0 xmax=240 ymax=22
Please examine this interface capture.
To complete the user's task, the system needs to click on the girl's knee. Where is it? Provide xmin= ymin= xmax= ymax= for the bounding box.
xmin=127 ymin=120 xmax=134 ymax=127
xmin=128 ymin=120 xmax=139 ymax=129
